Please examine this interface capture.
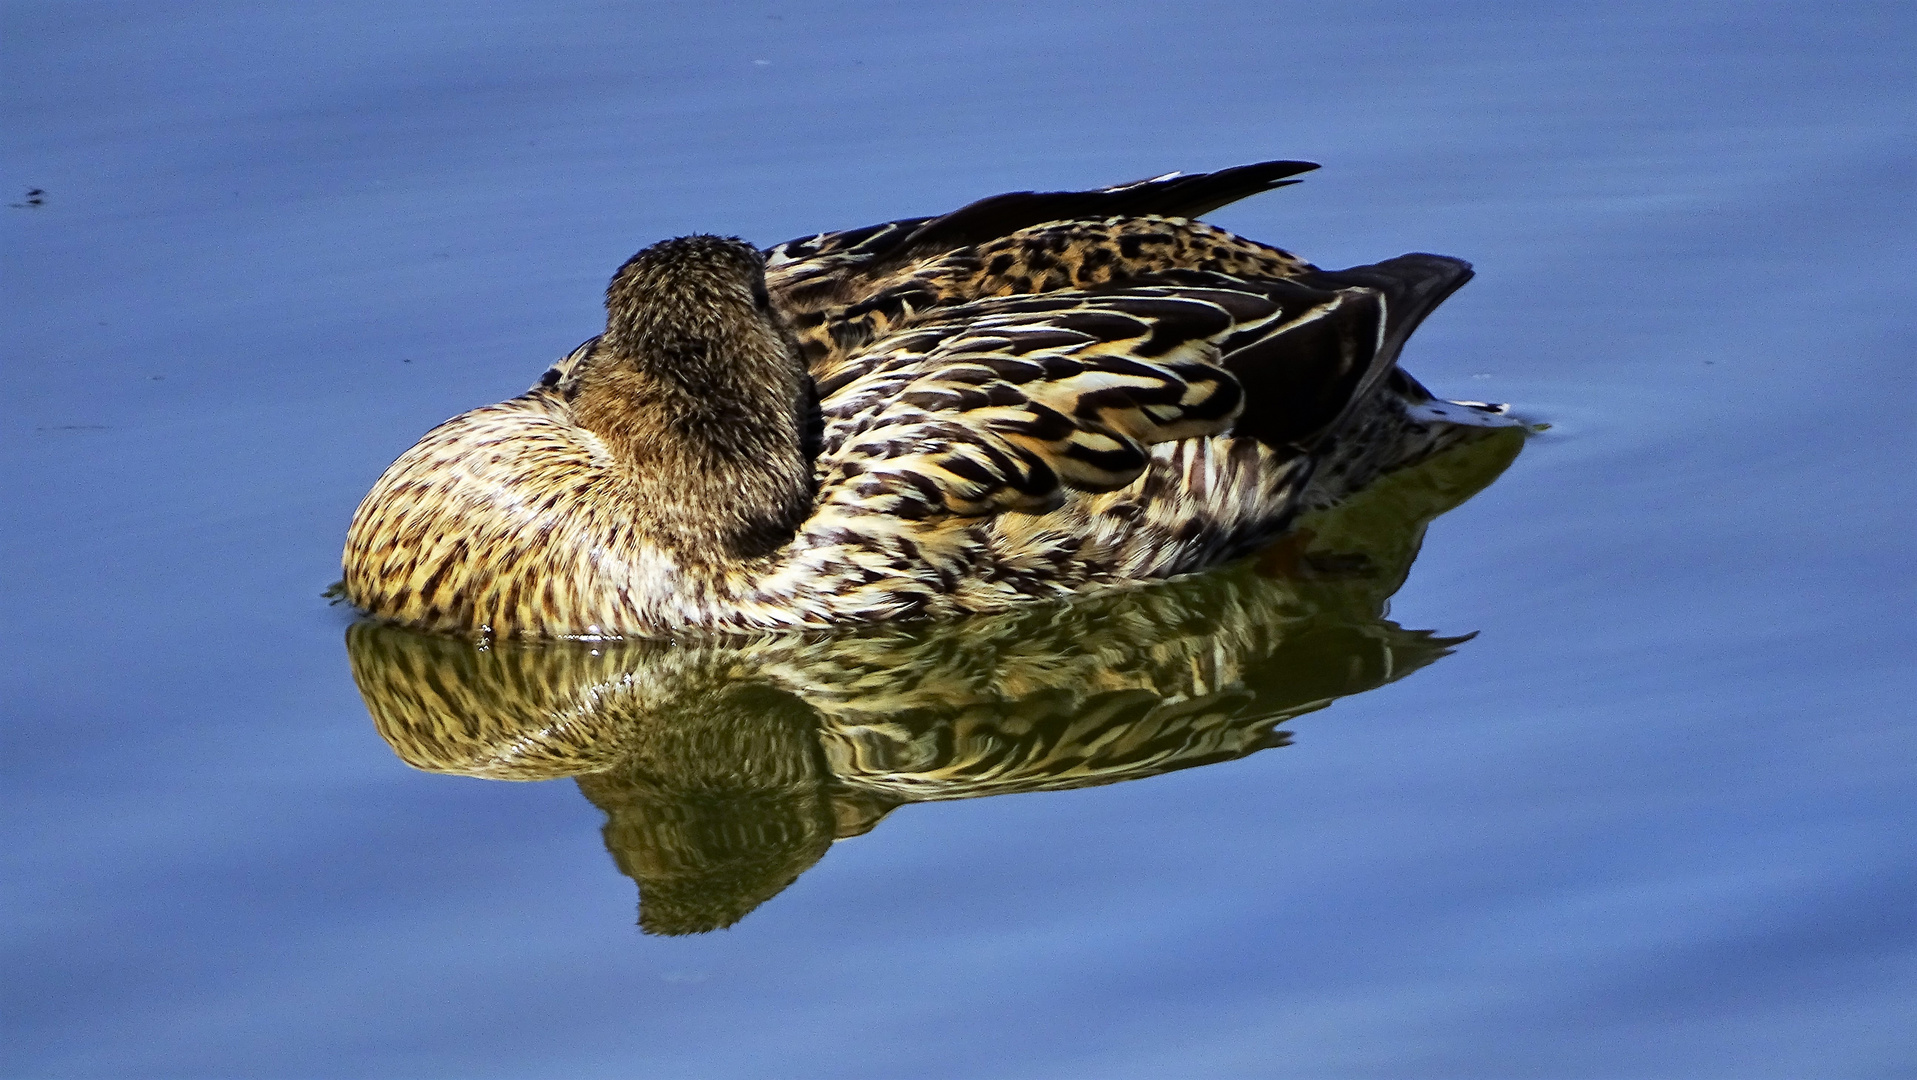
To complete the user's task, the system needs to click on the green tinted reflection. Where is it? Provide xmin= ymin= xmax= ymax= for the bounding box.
xmin=348 ymin=428 xmax=1524 ymax=934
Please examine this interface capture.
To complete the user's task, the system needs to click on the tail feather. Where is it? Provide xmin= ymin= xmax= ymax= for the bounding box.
xmin=1301 ymin=254 xmax=1474 ymax=444
xmin=1218 ymin=254 xmax=1475 ymax=451
xmin=1303 ymin=253 xmax=1474 ymax=380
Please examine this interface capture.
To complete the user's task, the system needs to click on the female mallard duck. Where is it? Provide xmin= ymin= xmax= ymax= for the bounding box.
xmin=342 ymin=160 xmax=1516 ymax=638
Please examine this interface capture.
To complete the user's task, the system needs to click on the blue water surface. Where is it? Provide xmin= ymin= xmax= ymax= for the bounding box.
xmin=4 ymin=2 xmax=1913 ymax=1077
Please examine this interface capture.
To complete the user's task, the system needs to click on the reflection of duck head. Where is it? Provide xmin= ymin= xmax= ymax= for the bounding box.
xmin=578 ymin=682 xmax=839 ymax=936
xmin=349 ymin=428 xmax=1523 ymax=933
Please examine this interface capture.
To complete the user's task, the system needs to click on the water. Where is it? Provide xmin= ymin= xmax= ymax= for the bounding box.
xmin=5 ymin=2 xmax=1913 ymax=1076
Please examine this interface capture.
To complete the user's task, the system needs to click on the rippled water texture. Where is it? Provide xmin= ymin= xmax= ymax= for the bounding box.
xmin=6 ymin=3 xmax=1913 ymax=1077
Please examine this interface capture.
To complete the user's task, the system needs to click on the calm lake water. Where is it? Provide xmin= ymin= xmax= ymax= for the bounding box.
xmin=5 ymin=2 xmax=1913 ymax=1077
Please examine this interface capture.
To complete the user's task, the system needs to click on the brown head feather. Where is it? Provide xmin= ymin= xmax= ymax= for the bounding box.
xmin=580 ymin=235 xmax=816 ymax=560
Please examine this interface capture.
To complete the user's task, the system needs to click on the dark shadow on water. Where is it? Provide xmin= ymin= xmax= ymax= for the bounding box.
xmin=347 ymin=428 xmax=1524 ymax=935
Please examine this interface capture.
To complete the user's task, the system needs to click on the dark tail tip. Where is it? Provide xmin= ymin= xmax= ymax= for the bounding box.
xmin=1302 ymin=253 xmax=1474 ymax=367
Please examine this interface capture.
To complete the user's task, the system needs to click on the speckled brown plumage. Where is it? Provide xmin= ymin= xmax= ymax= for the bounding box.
xmin=342 ymin=160 xmax=1520 ymax=638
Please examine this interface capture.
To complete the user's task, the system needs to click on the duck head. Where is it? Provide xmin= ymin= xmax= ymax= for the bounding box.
xmin=573 ymin=235 xmax=817 ymax=562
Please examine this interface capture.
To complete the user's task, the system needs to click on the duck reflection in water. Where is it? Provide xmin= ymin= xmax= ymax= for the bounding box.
xmin=348 ymin=428 xmax=1524 ymax=935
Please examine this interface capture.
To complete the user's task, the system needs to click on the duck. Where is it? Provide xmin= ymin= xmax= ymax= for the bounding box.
xmin=341 ymin=160 xmax=1518 ymax=639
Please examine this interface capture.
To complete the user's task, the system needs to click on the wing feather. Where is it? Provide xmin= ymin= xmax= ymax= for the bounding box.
xmin=753 ymin=176 xmax=1479 ymax=584
xmin=803 ymin=255 xmax=1444 ymax=531
xmin=812 ymin=290 xmax=1255 ymax=519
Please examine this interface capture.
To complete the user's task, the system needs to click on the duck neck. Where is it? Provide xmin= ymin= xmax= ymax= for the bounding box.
xmin=572 ymin=356 xmax=817 ymax=566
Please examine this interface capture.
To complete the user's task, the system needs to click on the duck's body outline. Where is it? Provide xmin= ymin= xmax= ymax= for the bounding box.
xmin=342 ymin=162 xmax=1517 ymax=638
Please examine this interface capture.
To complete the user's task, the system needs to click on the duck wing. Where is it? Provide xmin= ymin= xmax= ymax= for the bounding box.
xmin=768 ymin=165 xmax=1476 ymax=557
xmin=806 ymin=265 xmax=1427 ymax=522
xmin=810 ymin=288 xmax=1241 ymax=519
